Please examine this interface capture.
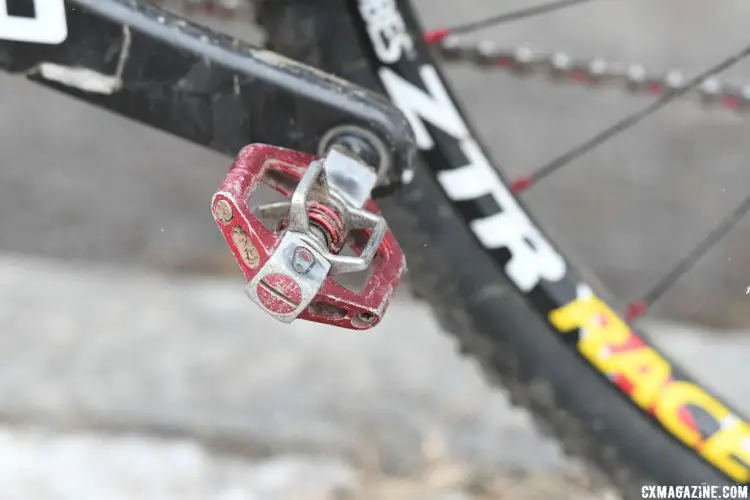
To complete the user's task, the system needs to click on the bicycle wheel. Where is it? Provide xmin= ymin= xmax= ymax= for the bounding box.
xmin=253 ymin=0 xmax=750 ymax=496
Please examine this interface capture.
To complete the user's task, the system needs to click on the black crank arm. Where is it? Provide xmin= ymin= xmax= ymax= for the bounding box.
xmin=0 ymin=0 xmax=415 ymax=187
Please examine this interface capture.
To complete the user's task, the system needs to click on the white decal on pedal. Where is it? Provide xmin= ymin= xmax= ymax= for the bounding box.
xmin=378 ymin=64 xmax=567 ymax=291
xmin=0 ymin=0 xmax=67 ymax=44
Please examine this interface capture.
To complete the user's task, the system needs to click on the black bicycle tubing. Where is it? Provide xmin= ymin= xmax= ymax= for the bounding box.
xmin=256 ymin=0 xmax=746 ymax=495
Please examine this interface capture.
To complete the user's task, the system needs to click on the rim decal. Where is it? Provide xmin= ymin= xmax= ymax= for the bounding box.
xmin=550 ymin=290 xmax=750 ymax=481
xmin=354 ymin=0 xmax=750 ymax=482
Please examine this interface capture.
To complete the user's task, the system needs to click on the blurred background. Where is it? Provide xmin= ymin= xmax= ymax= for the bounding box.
xmin=1 ymin=0 xmax=749 ymax=498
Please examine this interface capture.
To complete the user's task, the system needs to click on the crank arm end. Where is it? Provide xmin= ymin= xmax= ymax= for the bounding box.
xmin=0 ymin=0 xmax=416 ymax=190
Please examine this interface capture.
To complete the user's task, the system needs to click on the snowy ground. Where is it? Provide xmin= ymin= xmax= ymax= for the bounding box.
xmin=0 ymin=254 xmax=748 ymax=499
xmin=0 ymin=426 xmax=614 ymax=500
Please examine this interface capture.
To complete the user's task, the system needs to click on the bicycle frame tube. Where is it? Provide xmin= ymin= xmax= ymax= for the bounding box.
xmin=0 ymin=0 xmax=415 ymax=187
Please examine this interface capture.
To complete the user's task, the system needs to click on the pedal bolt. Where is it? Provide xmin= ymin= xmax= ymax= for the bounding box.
xmin=351 ymin=311 xmax=378 ymax=329
xmin=213 ymin=199 xmax=234 ymax=224
xmin=256 ymin=273 xmax=302 ymax=315
xmin=292 ymin=246 xmax=316 ymax=274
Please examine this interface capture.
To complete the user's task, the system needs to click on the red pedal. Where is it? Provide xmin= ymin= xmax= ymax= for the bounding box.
xmin=211 ymin=144 xmax=407 ymax=330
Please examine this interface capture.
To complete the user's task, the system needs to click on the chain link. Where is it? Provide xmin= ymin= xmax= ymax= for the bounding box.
xmin=435 ymin=35 xmax=750 ymax=112
xmin=153 ymin=3 xmax=750 ymax=113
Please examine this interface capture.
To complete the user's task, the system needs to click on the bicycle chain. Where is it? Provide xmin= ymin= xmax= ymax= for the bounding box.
xmin=162 ymin=2 xmax=750 ymax=114
xmin=430 ymin=34 xmax=750 ymax=113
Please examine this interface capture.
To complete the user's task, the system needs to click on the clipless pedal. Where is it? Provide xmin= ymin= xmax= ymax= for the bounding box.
xmin=212 ymin=144 xmax=407 ymax=330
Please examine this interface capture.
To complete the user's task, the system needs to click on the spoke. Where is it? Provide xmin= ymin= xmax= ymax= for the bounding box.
xmin=510 ymin=42 xmax=750 ymax=194
xmin=625 ymin=193 xmax=750 ymax=321
xmin=424 ymin=0 xmax=601 ymax=43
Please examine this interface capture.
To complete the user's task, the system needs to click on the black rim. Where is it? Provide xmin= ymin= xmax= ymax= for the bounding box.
xmin=346 ymin=0 xmax=750 ymax=485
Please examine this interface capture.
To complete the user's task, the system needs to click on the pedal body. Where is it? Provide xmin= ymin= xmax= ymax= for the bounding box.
xmin=212 ymin=144 xmax=406 ymax=330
